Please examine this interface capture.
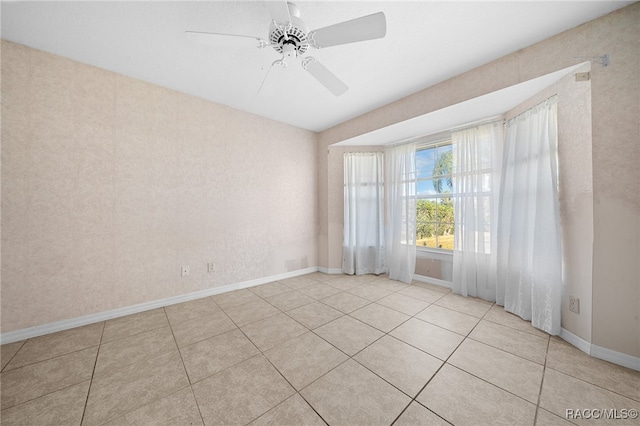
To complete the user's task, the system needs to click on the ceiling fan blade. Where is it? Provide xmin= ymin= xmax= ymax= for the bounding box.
xmin=265 ymin=0 xmax=291 ymax=25
xmin=302 ymin=57 xmax=348 ymax=96
xmin=185 ymin=31 xmax=268 ymax=49
xmin=308 ymin=12 xmax=386 ymax=49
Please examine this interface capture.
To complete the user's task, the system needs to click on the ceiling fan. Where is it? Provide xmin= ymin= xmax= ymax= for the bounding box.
xmin=185 ymin=1 xmax=386 ymax=96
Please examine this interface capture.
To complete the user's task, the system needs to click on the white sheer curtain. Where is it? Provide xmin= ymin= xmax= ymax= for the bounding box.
xmin=342 ymin=152 xmax=386 ymax=275
xmin=452 ymin=122 xmax=503 ymax=301
xmin=385 ymin=143 xmax=416 ymax=283
xmin=496 ymin=96 xmax=562 ymax=335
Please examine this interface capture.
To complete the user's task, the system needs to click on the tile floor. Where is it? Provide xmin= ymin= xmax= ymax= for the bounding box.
xmin=1 ymin=272 xmax=639 ymax=425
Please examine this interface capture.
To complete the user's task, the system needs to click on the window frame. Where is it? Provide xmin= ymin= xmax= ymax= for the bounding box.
xmin=415 ymin=135 xmax=456 ymax=253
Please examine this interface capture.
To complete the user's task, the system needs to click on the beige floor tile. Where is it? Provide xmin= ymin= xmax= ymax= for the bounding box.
xmin=535 ymin=408 xmax=574 ymax=425
xmin=164 ymin=297 xmax=220 ymax=325
xmin=180 ymin=329 xmax=259 ymax=384
xmin=241 ymin=313 xmax=308 ymax=352
xmin=418 ymin=364 xmax=536 ymax=425
xmin=264 ymin=290 xmax=314 ymax=311
xmin=102 ymin=308 xmax=168 ymax=343
xmin=223 ymin=298 xmax=281 ymax=327
xmin=546 ymin=339 xmax=640 ymax=401
xmin=434 ymin=293 xmax=493 ymax=318
xmin=347 ymin=284 xmax=393 ymax=301
xmin=349 ymin=303 xmax=410 ymax=333
xmin=415 ymin=304 xmax=480 ymax=336
xmin=1 ymin=340 xmax=25 ymax=371
xmin=4 ymin=322 xmax=103 ymax=371
xmin=377 ymin=293 xmax=430 ymax=316
xmin=411 ymin=281 xmax=452 ymax=294
xmin=103 ymin=387 xmax=203 ymax=426
xmin=448 ymin=338 xmax=543 ymax=403
xmin=319 ymin=291 xmax=370 ymax=313
xmin=211 ymin=288 xmax=261 ymax=310
xmin=368 ymin=278 xmax=409 ymax=292
xmin=264 ymin=332 xmax=348 ymax=390
xmin=83 ymin=350 xmax=189 ymax=425
xmin=298 ymin=283 xmax=341 ymax=300
xmin=279 ymin=276 xmax=319 ymax=290
xmin=470 ymin=320 xmax=549 ymax=364
xmin=314 ymin=316 xmax=383 ymax=356
xmin=390 ymin=318 xmax=464 ymax=360
xmin=398 ymin=286 xmax=446 ymax=303
xmin=483 ymin=304 xmax=549 ymax=338
xmin=394 ymin=402 xmax=449 ymax=426
xmin=1 ymin=346 xmax=97 ymax=410
xmin=250 ymin=281 xmax=291 ymax=299
xmin=540 ymin=368 xmax=640 ymax=425
xmin=303 ymin=272 xmax=340 ymax=282
xmin=170 ymin=310 xmax=237 ymax=348
xmin=350 ymin=274 xmax=382 ymax=284
xmin=249 ymin=393 xmax=325 ymax=426
xmin=95 ymin=326 xmax=177 ymax=377
xmin=324 ymin=276 xmax=364 ymax=290
xmin=0 ymin=380 xmax=90 ymax=426
xmin=286 ymin=301 xmax=343 ymax=329
xmin=354 ymin=335 xmax=442 ymax=397
xmin=192 ymin=354 xmax=295 ymax=426
xmin=301 ymin=359 xmax=410 ymax=425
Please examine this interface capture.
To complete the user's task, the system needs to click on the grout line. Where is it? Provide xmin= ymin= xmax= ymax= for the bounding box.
xmin=0 ymin=339 xmax=27 ymax=373
xmin=543 ymin=364 xmax=640 ymax=404
xmin=10 ymin=273 xmax=633 ymax=425
xmin=90 ymin=311 xmax=195 ymax=424
xmin=389 ymin=301 xmax=495 ymax=424
xmin=80 ymin=321 xmax=106 ymax=425
xmin=1 ymin=324 xmax=107 ymax=373
xmin=220 ymin=291 xmax=335 ymax=425
xmin=533 ymin=335 xmax=552 ymax=426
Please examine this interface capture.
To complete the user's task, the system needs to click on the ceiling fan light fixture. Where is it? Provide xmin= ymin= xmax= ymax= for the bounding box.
xmin=185 ymin=1 xmax=387 ymax=96
xmin=268 ymin=3 xmax=309 ymax=55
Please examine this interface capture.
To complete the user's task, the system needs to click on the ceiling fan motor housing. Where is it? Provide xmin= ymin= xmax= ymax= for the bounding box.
xmin=269 ymin=3 xmax=309 ymax=57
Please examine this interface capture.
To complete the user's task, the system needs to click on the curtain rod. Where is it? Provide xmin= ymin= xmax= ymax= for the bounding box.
xmin=505 ymin=95 xmax=557 ymax=126
xmin=385 ymin=115 xmax=504 ymax=149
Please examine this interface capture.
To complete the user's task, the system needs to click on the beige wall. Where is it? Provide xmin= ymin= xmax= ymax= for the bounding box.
xmin=318 ymin=4 xmax=639 ymax=358
xmin=1 ymin=40 xmax=318 ymax=333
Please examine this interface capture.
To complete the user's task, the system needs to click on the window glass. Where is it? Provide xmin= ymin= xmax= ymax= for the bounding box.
xmin=416 ymin=141 xmax=455 ymax=250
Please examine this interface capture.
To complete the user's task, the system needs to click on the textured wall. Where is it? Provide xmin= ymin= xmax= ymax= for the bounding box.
xmin=318 ymin=4 xmax=639 ymax=358
xmin=1 ymin=40 xmax=318 ymax=333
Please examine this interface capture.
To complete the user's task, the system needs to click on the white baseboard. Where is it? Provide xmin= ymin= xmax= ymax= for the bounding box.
xmin=238 ymin=266 xmax=319 ymax=289
xmin=412 ymin=274 xmax=452 ymax=289
xmin=559 ymin=327 xmax=591 ymax=354
xmin=0 ymin=267 xmax=319 ymax=345
xmin=591 ymin=343 xmax=640 ymax=372
xmin=317 ymin=266 xmax=343 ymax=274
xmin=560 ymin=327 xmax=640 ymax=372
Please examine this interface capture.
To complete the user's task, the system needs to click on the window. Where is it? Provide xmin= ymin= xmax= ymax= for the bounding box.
xmin=415 ymin=140 xmax=455 ymax=250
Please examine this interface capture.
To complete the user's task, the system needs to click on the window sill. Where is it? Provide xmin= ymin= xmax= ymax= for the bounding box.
xmin=416 ymin=247 xmax=453 ymax=261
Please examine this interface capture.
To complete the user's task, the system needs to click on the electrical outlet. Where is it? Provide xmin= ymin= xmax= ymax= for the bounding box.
xmin=575 ymin=72 xmax=590 ymax=82
xmin=207 ymin=262 xmax=216 ymax=273
xmin=569 ymin=296 xmax=580 ymax=314
xmin=181 ymin=265 xmax=190 ymax=277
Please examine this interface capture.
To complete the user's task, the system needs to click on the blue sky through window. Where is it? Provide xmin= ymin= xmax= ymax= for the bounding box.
xmin=416 ymin=143 xmax=452 ymax=195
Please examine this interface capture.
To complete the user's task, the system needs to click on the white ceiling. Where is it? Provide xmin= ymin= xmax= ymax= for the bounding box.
xmin=1 ymin=1 xmax=632 ymax=132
